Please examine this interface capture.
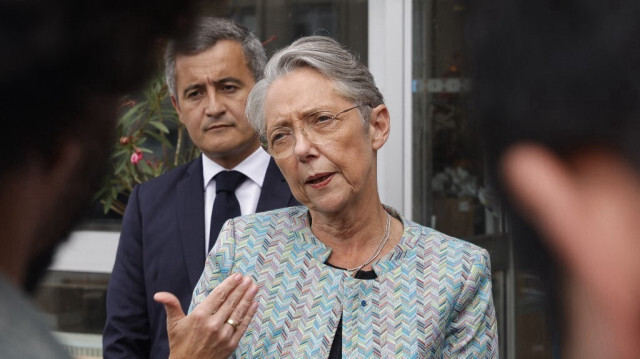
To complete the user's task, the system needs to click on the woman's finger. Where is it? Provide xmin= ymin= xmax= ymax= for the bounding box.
xmin=228 ymin=283 xmax=258 ymax=322
xmin=195 ymin=273 xmax=244 ymax=316
xmin=229 ymin=286 xmax=259 ymax=345
xmin=153 ymin=291 xmax=185 ymax=331
xmin=212 ymin=276 xmax=254 ymax=333
xmin=224 ymin=283 xmax=259 ymax=335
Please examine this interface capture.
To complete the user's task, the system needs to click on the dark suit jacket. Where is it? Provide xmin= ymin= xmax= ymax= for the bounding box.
xmin=103 ymin=156 xmax=298 ymax=359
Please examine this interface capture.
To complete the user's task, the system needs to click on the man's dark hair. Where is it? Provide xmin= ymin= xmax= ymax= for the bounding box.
xmin=164 ymin=17 xmax=267 ymax=100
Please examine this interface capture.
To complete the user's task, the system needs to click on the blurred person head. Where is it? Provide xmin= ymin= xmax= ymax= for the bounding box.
xmin=0 ymin=0 xmax=195 ymax=293
xmin=470 ymin=0 xmax=640 ymax=357
xmin=164 ymin=18 xmax=267 ymax=169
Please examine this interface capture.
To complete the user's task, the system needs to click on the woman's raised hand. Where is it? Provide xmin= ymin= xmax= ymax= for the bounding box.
xmin=154 ymin=273 xmax=259 ymax=359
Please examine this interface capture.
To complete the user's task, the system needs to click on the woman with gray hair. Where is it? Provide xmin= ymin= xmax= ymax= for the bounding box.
xmin=189 ymin=36 xmax=498 ymax=358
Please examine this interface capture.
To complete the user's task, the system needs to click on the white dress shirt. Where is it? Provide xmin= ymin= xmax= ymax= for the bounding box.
xmin=202 ymin=147 xmax=271 ymax=253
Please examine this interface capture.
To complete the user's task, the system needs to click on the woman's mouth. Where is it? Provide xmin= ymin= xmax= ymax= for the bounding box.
xmin=306 ymin=173 xmax=333 ymax=187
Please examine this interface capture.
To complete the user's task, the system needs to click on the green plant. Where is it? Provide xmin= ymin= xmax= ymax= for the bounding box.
xmin=95 ymin=75 xmax=200 ymax=215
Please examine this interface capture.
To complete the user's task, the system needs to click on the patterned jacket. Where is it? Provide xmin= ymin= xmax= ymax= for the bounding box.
xmin=191 ymin=206 xmax=499 ymax=358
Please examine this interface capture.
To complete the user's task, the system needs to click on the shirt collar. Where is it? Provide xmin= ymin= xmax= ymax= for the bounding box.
xmin=202 ymin=147 xmax=271 ymax=190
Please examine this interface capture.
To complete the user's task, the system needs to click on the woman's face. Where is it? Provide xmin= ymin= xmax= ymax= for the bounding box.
xmin=263 ymin=68 xmax=389 ymax=214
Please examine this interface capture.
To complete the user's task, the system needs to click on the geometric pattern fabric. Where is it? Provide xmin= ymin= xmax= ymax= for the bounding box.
xmin=191 ymin=205 xmax=499 ymax=358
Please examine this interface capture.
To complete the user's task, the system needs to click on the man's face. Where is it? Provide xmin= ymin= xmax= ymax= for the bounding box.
xmin=172 ymin=40 xmax=260 ymax=169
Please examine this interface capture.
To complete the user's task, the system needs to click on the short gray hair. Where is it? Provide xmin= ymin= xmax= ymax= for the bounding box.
xmin=246 ymin=36 xmax=384 ymax=138
xmin=164 ymin=17 xmax=266 ymax=100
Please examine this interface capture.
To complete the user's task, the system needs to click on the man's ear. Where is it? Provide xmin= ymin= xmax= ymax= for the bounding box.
xmin=171 ymin=95 xmax=182 ymax=117
xmin=368 ymin=104 xmax=390 ymax=151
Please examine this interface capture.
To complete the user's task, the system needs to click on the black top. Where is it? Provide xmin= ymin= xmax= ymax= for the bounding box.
xmin=325 ymin=263 xmax=378 ymax=359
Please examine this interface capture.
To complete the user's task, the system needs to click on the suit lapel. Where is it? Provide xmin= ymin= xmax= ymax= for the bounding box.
xmin=177 ymin=157 xmax=206 ymax=287
xmin=256 ymin=157 xmax=296 ymax=212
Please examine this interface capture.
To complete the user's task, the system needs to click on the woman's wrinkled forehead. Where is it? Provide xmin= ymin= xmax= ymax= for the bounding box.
xmin=263 ymin=68 xmax=349 ymax=126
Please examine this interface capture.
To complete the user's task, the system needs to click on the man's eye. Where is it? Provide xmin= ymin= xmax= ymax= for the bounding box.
xmin=220 ymin=84 xmax=238 ymax=93
xmin=187 ymin=90 xmax=202 ymax=99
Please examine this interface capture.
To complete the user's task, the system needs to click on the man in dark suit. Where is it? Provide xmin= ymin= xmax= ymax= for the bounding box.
xmin=103 ymin=18 xmax=298 ymax=358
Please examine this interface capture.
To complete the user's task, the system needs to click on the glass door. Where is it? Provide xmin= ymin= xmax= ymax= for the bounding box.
xmin=411 ymin=1 xmax=556 ymax=357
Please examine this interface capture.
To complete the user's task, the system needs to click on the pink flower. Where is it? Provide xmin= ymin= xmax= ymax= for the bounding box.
xmin=130 ymin=150 xmax=143 ymax=164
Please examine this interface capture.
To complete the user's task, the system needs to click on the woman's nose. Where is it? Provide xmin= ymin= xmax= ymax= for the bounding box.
xmin=293 ymin=127 xmax=317 ymax=161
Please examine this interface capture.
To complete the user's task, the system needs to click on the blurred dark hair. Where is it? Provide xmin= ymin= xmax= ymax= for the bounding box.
xmin=0 ymin=0 xmax=196 ymax=292
xmin=0 ymin=0 xmax=196 ymax=175
xmin=470 ymin=0 xmax=640 ymax=172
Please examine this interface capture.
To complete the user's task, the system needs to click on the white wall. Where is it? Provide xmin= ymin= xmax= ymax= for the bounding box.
xmin=369 ymin=0 xmax=413 ymax=219
xmin=50 ymin=230 xmax=119 ymax=273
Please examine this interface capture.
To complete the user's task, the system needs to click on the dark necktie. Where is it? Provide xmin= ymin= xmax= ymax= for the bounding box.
xmin=209 ymin=170 xmax=247 ymax=252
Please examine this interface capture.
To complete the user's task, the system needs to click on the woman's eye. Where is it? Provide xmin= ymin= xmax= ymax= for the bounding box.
xmin=270 ymin=132 xmax=288 ymax=145
xmin=313 ymin=113 xmax=334 ymax=124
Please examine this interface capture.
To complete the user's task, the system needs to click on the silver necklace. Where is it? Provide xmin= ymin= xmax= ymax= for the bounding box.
xmin=346 ymin=212 xmax=391 ymax=276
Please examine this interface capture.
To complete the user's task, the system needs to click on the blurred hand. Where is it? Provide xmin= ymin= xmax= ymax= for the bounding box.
xmin=502 ymin=143 xmax=640 ymax=359
xmin=154 ymin=273 xmax=259 ymax=359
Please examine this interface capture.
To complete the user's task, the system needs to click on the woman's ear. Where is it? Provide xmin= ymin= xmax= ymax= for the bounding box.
xmin=369 ymin=104 xmax=390 ymax=151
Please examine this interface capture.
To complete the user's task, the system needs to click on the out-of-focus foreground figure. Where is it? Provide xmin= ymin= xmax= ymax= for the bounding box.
xmin=471 ymin=1 xmax=640 ymax=358
xmin=0 ymin=0 xmax=194 ymax=357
